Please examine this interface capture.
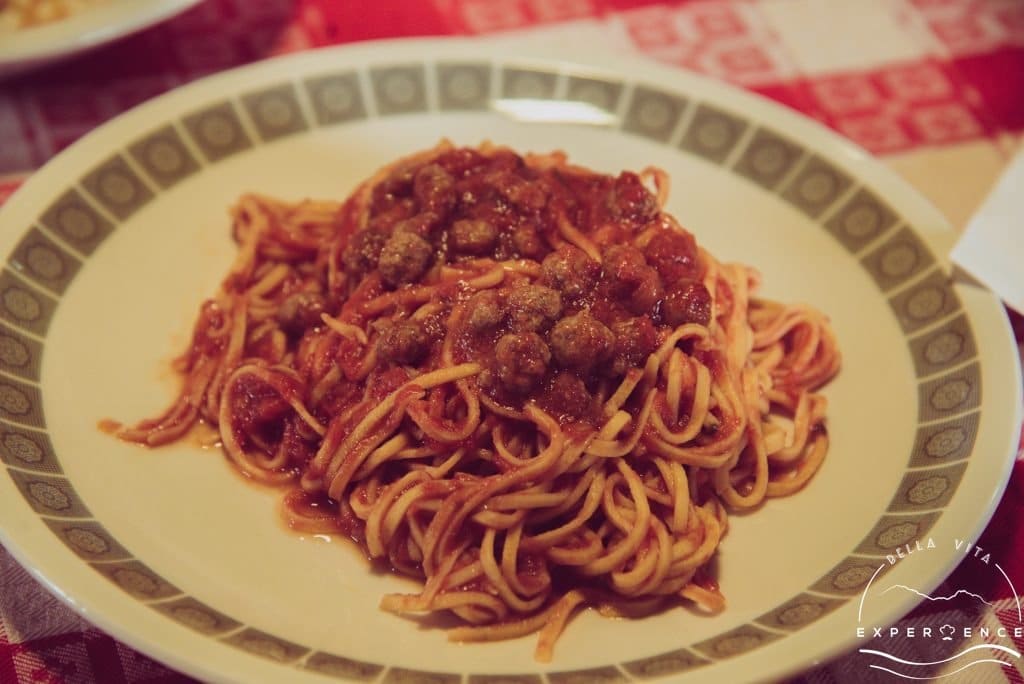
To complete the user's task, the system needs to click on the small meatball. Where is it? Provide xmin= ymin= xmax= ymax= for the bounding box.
xmin=376 ymin=166 xmax=415 ymax=199
xmin=603 ymin=245 xmax=664 ymax=316
xmin=511 ymin=224 xmax=544 ymax=259
xmin=392 ymin=211 xmax=439 ymax=238
xmin=611 ymin=316 xmax=659 ymax=371
xmin=366 ymin=198 xmax=417 ymax=233
xmin=662 ymin=280 xmax=713 ymax=327
xmin=607 ymin=172 xmax=659 ymax=224
xmin=550 ymin=311 xmax=614 ymax=373
xmin=501 ymin=177 xmax=548 ymax=211
xmin=342 ymin=229 xmax=387 ymax=275
xmin=540 ymin=245 xmax=600 ymax=300
xmin=494 ymin=332 xmax=551 ymax=394
xmin=378 ymin=232 xmax=432 ymax=286
xmin=464 ymin=289 xmax=506 ymax=333
xmin=377 ymin=321 xmax=429 ymax=365
xmin=276 ymin=292 xmax=328 ymax=337
xmin=450 ymin=218 xmax=498 ymax=255
xmin=603 ymin=245 xmax=646 ymax=284
xmin=438 ymin=147 xmax=487 ymax=176
xmin=644 ymin=228 xmax=701 ymax=283
xmin=509 ymin=284 xmax=562 ymax=332
xmin=543 ymin=372 xmax=594 ymax=420
xmin=413 ymin=163 xmax=456 ymax=216
xmin=627 ymin=270 xmax=663 ymax=316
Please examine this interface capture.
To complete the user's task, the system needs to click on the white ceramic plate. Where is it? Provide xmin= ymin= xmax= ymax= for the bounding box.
xmin=0 ymin=0 xmax=202 ymax=78
xmin=0 ymin=37 xmax=1019 ymax=684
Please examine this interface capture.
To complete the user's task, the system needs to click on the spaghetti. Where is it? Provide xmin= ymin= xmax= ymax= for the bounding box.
xmin=111 ymin=141 xmax=841 ymax=660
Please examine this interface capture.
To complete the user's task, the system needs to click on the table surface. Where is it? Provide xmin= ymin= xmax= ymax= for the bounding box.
xmin=0 ymin=1 xmax=1022 ymax=682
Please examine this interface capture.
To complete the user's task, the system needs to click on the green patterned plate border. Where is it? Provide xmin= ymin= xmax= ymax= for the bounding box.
xmin=0 ymin=45 xmax=1015 ymax=683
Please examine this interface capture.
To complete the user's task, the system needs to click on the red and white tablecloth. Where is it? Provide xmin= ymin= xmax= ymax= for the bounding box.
xmin=0 ymin=1 xmax=1022 ymax=682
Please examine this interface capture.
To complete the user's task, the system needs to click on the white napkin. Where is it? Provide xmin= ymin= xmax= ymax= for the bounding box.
xmin=951 ymin=148 xmax=1024 ymax=315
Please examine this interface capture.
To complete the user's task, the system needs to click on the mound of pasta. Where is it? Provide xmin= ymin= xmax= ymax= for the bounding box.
xmin=112 ymin=141 xmax=840 ymax=660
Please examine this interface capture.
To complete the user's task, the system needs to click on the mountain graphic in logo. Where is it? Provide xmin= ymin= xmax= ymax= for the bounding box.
xmin=880 ymin=584 xmax=993 ymax=607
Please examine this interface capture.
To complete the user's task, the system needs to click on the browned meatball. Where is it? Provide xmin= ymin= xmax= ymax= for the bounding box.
xmin=643 ymin=229 xmax=701 ymax=283
xmin=450 ymin=218 xmax=498 ymax=255
xmin=549 ymin=311 xmax=614 ymax=373
xmin=464 ymin=289 xmax=506 ymax=333
xmin=662 ymin=280 xmax=712 ymax=327
xmin=542 ymin=372 xmax=594 ymax=420
xmin=392 ymin=211 xmax=439 ymax=238
xmin=377 ymin=321 xmax=429 ymax=365
xmin=276 ymin=292 xmax=328 ymax=337
xmin=365 ymin=198 xmax=416 ymax=234
xmin=413 ymin=163 xmax=456 ymax=216
xmin=603 ymin=245 xmax=664 ymax=316
xmin=509 ymin=284 xmax=562 ymax=332
xmin=626 ymin=270 xmax=663 ymax=316
xmin=342 ymin=229 xmax=387 ymax=275
xmin=376 ymin=165 xmax=415 ymax=199
xmin=494 ymin=332 xmax=550 ymax=393
xmin=603 ymin=245 xmax=645 ymax=284
xmin=511 ymin=224 xmax=544 ymax=259
xmin=501 ymin=177 xmax=548 ymax=210
xmin=607 ymin=172 xmax=659 ymax=224
xmin=611 ymin=316 xmax=659 ymax=372
xmin=378 ymin=232 xmax=432 ymax=286
xmin=540 ymin=245 xmax=599 ymax=300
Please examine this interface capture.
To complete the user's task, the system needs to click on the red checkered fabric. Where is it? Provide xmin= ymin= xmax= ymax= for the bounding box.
xmin=1 ymin=0 xmax=1023 ymax=176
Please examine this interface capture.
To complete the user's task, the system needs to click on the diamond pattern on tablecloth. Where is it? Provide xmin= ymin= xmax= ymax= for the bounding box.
xmin=804 ymin=58 xmax=997 ymax=153
xmin=609 ymin=1 xmax=798 ymax=86
xmin=756 ymin=0 xmax=932 ymax=75
xmin=434 ymin=0 xmax=597 ymax=33
xmin=911 ymin=0 xmax=1024 ymax=56
xmin=0 ymin=99 xmax=36 ymax=173
xmin=0 ymin=550 xmax=89 ymax=643
xmin=115 ymin=640 xmax=194 ymax=683
xmin=10 ymin=633 xmax=94 ymax=684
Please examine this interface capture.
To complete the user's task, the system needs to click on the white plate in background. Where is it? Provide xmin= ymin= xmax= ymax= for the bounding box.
xmin=0 ymin=0 xmax=202 ymax=78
